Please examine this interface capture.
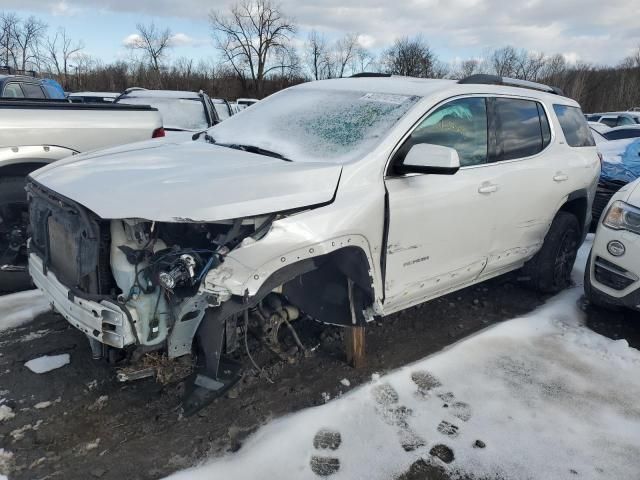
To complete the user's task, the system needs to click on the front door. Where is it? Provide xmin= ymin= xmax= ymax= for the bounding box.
xmin=383 ymin=96 xmax=496 ymax=313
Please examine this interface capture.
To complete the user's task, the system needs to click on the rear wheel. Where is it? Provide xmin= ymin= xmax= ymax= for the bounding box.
xmin=0 ymin=176 xmax=32 ymax=293
xmin=522 ymin=211 xmax=581 ymax=294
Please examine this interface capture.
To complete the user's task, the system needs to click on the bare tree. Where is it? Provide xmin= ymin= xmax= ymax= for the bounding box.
xmin=305 ymin=30 xmax=327 ymax=80
xmin=382 ymin=36 xmax=439 ymax=78
xmin=334 ymin=33 xmax=359 ymax=78
xmin=210 ymin=0 xmax=296 ymax=96
xmin=45 ymin=28 xmax=84 ymax=87
xmin=451 ymin=58 xmax=483 ymax=79
xmin=0 ymin=12 xmax=19 ymax=68
xmin=12 ymin=15 xmax=47 ymax=70
xmin=127 ymin=22 xmax=172 ymax=86
xmin=490 ymin=46 xmax=519 ymax=77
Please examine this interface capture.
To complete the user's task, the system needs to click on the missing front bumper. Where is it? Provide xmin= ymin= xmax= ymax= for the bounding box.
xmin=29 ymin=253 xmax=136 ymax=348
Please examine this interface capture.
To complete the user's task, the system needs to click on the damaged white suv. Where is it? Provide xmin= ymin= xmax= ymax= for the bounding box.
xmin=27 ymin=74 xmax=600 ymax=412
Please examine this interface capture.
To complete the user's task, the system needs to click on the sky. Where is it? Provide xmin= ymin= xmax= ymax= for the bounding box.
xmin=2 ymin=0 xmax=640 ymax=67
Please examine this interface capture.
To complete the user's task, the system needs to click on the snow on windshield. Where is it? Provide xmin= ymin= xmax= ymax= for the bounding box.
xmin=118 ymin=97 xmax=208 ymax=131
xmin=211 ymin=89 xmax=421 ymax=163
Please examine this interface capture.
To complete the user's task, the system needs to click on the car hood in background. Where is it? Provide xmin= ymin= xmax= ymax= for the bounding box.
xmin=30 ymin=141 xmax=342 ymax=222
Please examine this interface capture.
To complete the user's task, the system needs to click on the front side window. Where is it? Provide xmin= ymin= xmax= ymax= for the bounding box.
xmin=2 ymin=83 xmax=24 ymax=98
xmin=553 ymin=104 xmax=596 ymax=147
xmin=495 ymin=98 xmax=548 ymax=161
xmin=403 ymin=97 xmax=488 ymax=167
xmin=21 ymin=83 xmax=45 ymax=98
xmin=618 ymin=116 xmax=635 ymax=126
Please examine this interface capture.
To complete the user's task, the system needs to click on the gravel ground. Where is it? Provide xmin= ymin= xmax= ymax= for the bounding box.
xmin=0 ymin=274 xmax=638 ymax=480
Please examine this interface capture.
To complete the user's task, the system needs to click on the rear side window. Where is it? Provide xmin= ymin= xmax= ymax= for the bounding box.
xmin=21 ymin=83 xmax=45 ymax=98
xmin=553 ymin=105 xmax=596 ymax=147
xmin=2 ymin=83 xmax=24 ymax=98
xmin=494 ymin=98 xmax=549 ymax=161
xmin=599 ymin=117 xmax=617 ymax=128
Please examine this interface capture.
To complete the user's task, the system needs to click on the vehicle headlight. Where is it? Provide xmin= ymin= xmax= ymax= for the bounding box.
xmin=603 ymin=200 xmax=640 ymax=235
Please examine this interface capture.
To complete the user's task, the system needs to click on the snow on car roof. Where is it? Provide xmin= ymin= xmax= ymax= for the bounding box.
xmin=291 ymin=76 xmax=578 ymax=105
xmin=121 ymin=89 xmax=202 ymax=99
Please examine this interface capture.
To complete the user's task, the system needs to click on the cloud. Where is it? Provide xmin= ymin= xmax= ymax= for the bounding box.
xmin=5 ymin=0 xmax=640 ymax=64
xmin=50 ymin=1 xmax=80 ymax=16
xmin=122 ymin=33 xmax=143 ymax=48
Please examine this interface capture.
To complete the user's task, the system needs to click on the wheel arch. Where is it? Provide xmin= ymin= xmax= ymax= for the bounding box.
xmin=557 ymin=188 xmax=590 ymax=239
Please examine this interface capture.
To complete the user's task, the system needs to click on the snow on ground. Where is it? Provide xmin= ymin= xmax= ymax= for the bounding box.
xmin=166 ymin=237 xmax=640 ymax=480
xmin=24 ymin=354 xmax=70 ymax=374
xmin=0 ymin=290 xmax=50 ymax=333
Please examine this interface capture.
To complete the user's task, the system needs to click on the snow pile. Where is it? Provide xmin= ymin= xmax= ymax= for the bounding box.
xmin=0 ymin=405 xmax=14 ymax=422
xmin=166 ymin=238 xmax=640 ymax=480
xmin=24 ymin=354 xmax=70 ymax=374
xmin=0 ymin=449 xmax=13 ymax=478
xmin=0 ymin=290 xmax=51 ymax=333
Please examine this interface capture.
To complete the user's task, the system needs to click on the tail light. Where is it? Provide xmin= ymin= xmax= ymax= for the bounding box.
xmin=152 ymin=127 xmax=165 ymax=138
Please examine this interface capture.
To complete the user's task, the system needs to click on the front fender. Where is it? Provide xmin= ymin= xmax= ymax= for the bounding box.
xmin=203 ymin=233 xmax=378 ymax=299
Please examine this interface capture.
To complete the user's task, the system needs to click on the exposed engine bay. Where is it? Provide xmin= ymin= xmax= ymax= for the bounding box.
xmin=27 ymin=179 xmax=375 ymax=413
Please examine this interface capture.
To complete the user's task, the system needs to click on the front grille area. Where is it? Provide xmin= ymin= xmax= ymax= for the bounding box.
xmin=28 ymin=180 xmax=115 ymax=295
xmin=594 ymin=256 xmax=637 ymax=291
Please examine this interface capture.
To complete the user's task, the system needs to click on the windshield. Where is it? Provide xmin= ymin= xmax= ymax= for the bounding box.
xmin=117 ymin=97 xmax=208 ymax=130
xmin=211 ymin=88 xmax=421 ymax=163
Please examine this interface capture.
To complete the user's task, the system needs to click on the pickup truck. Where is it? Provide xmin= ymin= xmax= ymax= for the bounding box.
xmin=0 ymin=99 xmax=164 ymax=290
xmin=27 ymin=75 xmax=599 ymax=413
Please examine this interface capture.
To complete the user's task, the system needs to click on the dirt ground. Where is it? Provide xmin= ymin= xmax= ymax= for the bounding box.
xmin=0 ymin=274 xmax=638 ymax=480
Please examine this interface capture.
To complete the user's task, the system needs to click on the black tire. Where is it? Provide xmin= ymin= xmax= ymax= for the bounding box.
xmin=0 ymin=176 xmax=32 ymax=293
xmin=583 ymin=250 xmax=620 ymax=311
xmin=522 ymin=211 xmax=581 ymax=294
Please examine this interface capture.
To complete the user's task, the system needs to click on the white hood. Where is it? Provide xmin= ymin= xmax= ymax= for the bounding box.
xmin=30 ymin=140 xmax=342 ymax=222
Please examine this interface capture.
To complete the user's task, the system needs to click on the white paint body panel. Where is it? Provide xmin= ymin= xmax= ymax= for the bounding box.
xmin=588 ymin=179 xmax=640 ymax=307
xmin=0 ymin=104 xmax=162 ymax=154
xmin=31 ymin=142 xmax=343 ymax=221
xmin=31 ymin=77 xmax=601 ymax=332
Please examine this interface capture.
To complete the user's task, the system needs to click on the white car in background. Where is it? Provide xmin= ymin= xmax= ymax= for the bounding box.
xmin=585 ymin=177 xmax=640 ymax=310
xmin=115 ymin=89 xmax=229 ymax=134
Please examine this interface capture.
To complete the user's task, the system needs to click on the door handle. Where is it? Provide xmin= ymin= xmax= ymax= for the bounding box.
xmin=553 ymin=173 xmax=569 ymax=182
xmin=478 ymin=183 xmax=498 ymax=194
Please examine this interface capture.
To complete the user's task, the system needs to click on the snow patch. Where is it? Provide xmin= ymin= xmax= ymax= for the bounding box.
xmin=0 ymin=449 xmax=13 ymax=478
xmin=0 ymin=290 xmax=51 ymax=333
xmin=166 ymin=238 xmax=640 ymax=480
xmin=24 ymin=354 xmax=70 ymax=374
xmin=0 ymin=405 xmax=14 ymax=422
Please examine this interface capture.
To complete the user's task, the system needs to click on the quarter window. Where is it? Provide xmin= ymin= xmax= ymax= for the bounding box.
xmin=553 ymin=104 xmax=596 ymax=147
xmin=2 ymin=83 xmax=24 ymax=98
xmin=403 ymin=97 xmax=488 ymax=167
xmin=494 ymin=98 xmax=548 ymax=161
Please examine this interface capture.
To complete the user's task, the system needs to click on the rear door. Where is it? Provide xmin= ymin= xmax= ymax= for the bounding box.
xmin=478 ymin=96 xmax=560 ymax=277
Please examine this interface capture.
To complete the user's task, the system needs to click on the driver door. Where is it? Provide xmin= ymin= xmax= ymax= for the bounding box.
xmin=383 ymin=96 xmax=495 ymax=313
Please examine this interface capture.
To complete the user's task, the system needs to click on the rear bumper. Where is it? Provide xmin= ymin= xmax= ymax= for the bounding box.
xmin=29 ymin=252 xmax=136 ymax=348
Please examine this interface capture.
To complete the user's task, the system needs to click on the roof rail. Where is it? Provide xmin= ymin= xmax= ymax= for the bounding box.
xmin=350 ymin=72 xmax=392 ymax=78
xmin=458 ymin=74 xmax=565 ymax=96
xmin=0 ymin=65 xmax=38 ymax=77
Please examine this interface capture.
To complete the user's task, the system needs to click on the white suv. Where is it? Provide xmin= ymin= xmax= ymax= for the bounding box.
xmin=27 ymin=74 xmax=600 ymax=411
xmin=585 ymin=177 xmax=640 ymax=310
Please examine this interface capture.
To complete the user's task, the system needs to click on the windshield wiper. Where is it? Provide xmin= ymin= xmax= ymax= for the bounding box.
xmin=192 ymin=130 xmax=216 ymax=144
xmin=217 ymin=143 xmax=291 ymax=162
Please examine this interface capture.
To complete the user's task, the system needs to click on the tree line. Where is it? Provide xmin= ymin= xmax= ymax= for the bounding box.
xmin=2 ymin=2 xmax=639 ymax=112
